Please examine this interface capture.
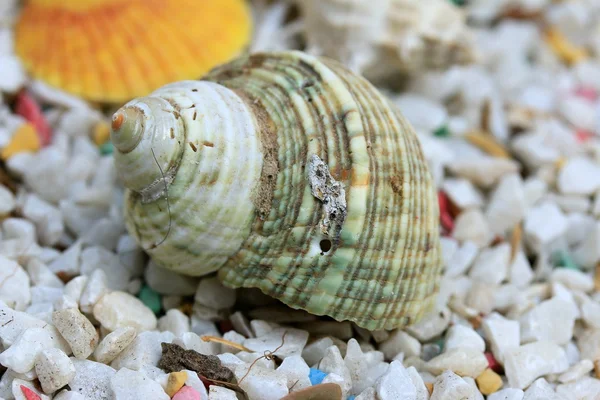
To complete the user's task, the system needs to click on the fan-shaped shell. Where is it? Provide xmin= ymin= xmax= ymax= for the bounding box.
xmin=111 ymin=51 xmax=442 ymax=331
xmin=15 ymin=0 xmax=252 ymax=103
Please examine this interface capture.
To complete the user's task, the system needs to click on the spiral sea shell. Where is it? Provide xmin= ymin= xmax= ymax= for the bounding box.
xmin=110 ymin=51 xmax=442 ymax=331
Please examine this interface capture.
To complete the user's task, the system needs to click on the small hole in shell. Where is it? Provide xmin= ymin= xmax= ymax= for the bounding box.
xmin=319 ymin=239 xmax=332 ymax=253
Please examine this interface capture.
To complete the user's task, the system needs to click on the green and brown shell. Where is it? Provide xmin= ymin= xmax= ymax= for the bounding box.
xmin=109 ymin=50 xmax=442 ymax=331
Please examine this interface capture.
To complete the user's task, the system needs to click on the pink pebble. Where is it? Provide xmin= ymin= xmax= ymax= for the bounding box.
xmin=574 ymin=86 xmax=598 ymax=101
xmin=172 ymin=386 xmax=201 ymax=400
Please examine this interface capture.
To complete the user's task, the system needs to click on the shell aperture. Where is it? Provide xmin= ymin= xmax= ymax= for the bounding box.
xmin=111 ymin=51 xmax=442 ymax=331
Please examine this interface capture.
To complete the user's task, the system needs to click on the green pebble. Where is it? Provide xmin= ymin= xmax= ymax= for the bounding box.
xmin=449 ymin=0 xmax=466 ymax=5
xmin=139 ymin=285 xmax=162 ymax=314
xmin=434 ymin=125 xmax=450 ymax=138
xmin=435 ymin=338 xmax=445 ymax=352
xmin=100 ymin=142 xmax=114 ymax=155
xmin=551 ymin=250 xmax=579 ymax=270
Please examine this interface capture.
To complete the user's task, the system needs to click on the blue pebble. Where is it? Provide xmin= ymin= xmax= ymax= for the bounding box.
xmin=347 ymin=396 xmax=356 ymax=400
xmin=309 ymin=368 xmax=327 ymax=385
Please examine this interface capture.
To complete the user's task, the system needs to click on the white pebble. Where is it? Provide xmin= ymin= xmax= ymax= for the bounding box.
xmin=442 ymin=179 xmax=483 ymax=209
xmin=485 ymin=173 xmax=526 ymax=235
xmin=221 ymin=330 xmax=246 ymax=353
xmin=406 ymin=307 xmax=451 ymax=342
xmin=276 ymin=354 xmax=311 ymax=392
xmin=30 ymin=285 xmax=63 ymax=305
xmin=524 ymin=202 xmax=568 ymax=253
xmin=35 ymin=348 xmax=75 ymax=394
xmin=445 ymin=241 xmax=479 ymax=278
xmin=551 ymin=268 xmax=594 ymax=292
xmin=557 ymin=359 xmax=594 ymax=383
xmin=235 ymin=364 xmax=288 ymax=400
xmin=70 ymin=359 xmax=115 ymax=400
xmin=52 ymin=308 xmax=99 ymax=359
xmin=110 ymin=368 xmax=169 ymax=400
xmin=445 ymin=324 xmax=485 ymax=353
xmin=301 ymin=336 xmax=334 ymax=366
xmin=48 ymin=242 xmax=81 ymax=278
xmin=481 ymin=312 xmax=520 ymax=363
xmin=519 ymin=297 xmax=578 ymax=345
xmin=581 ymin=297 xmax=600 ymax=329
xmin=425 ymin=348 xmax=488 ymax=378
xmin=80 ymin=247 xmax=130 ymax=291
xmin=0 ymin=184 xmax=15 ymax=215
xmin=430 ymin=370 xmax=474 ymax=400
xmin=379 ymin=330 xmax=421 ymax=360
xmin=557 ymin=157 xmax=600 ymax=195
xmin=0 ymin=327 xmax=70 ymax=373
xmin=319 ymin=345 xmax=352 ymax=397
xmin=194 ymin=277 xmax=236 ymax=309
xmin=469 ymin=243 xmax=511 ymax=285
xmin=559 ymin=95 xmax=597 ymax=132
xmin=173 ymin=332 xmax=220 ymax=356
xmin=93 ymin=326 xmax=137 ymax=364
xmin=394 ymin=94 xmax=447 ymax=133
xmin=54 ymin=390 xmax=87 ymax=400
xmin=93 ymin=291 xmax=157 ymax=332
xmin=555 ymin=376 xmax=600 ymax=400
xmin=21 ymin=193 xmax=64 ymax=246
xmin=572 ymin=221 xmax=600 ymax=269
xmin=157 ymin=309 xmax=190 ymax=337
xmin=26 ymin=258 xmax=64 ymax=288
xmin=0 ymin=55 xmax=26 ymax=93
xmin=452 ymin=209 xmax=494 ymax=248
xmin=209 ymin=386 xmax=238 ymax=399
xmin=0 ymin=255 xmax=30 ymax=310
xmin=523 ymin=378 xmax=562 ymax=400
xmin=488 ymin=388 xmax=524 ymax=400
xmin=11 ymin=378 xmax=50 ymax=400
xmin=243 ymin=328 xmax=308 ymax=359
xmin=110 ymin=331 xmax=174 ymax=371
xmin=448 ymin=156 xmax=520 ymax=188
xmin=145 ymin=260 xmax=198 ymax=295
xmin=503 ymin=341 xmax=569 ymax=389
xmin=509 ymin=251 xmax=534 ymax=288
xmin=375 ymin=360 xmax=417 ymax=400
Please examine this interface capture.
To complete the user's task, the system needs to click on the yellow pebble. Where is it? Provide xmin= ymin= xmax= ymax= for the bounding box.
xmin=545 ymin=27 xmax=589 ymax=65
xmin=1 ymin=123 xmax=40 ymax=160
xmin=166 ymin=371 xmax=187 ymax=397
xmin=476 ymin=368 xmax=503 ymax=395
xmin=93 ymin=121 xmax=111 ymax=146
xmin=425 ymin=382 xmax=434 ymax=395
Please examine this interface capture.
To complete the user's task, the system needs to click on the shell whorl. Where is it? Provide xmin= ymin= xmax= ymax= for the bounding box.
xmin=112 ymin=80 xmax=263 ymax=275
xmin=113 ymin=51 xmax=442 ymax=330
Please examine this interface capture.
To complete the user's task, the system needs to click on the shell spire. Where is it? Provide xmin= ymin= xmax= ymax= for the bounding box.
xmin=112 ymin=51 xmax=442 ymax=331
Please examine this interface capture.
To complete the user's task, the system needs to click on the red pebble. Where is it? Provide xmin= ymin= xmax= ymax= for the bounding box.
xmin=14 ymin=90 xmax=52 ymax=146
xmin=172 ymin=386 xmax=202 ymax=400
xmin=575 ymin=129 xmax=594 ymax=143
xmin=438 ymin=191 xmax=454 ymax=234
xmin=198 ymin=375 xmax=211 ymax=391
xmin=574 ymin=87 xmax=598 ymax=101
xmin=20 ymin=385 xmax=41 ymax=400
xmin=218 ymin=319 xmax=234 ymax=334
xmin=485 ymin=352 xmax=503 ymax=374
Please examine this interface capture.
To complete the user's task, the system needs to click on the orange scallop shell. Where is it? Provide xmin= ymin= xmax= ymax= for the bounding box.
xmin=15 ymin=0 xmax=253 ymax=103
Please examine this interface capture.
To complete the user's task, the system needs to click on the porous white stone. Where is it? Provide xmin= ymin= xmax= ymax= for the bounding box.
xmin=485 ymin=173 xmax=526 ymax=235
xmin=35 ymin=348 xmax=75 ymax=394
xmin=0 ymin=255 xmax=30 ymax=311
xmin=145 ymin=260 xmax=198 ymax=295
xmin=519 ymin=297 xmax=578 ymax=345
xmin=430 ymin=370 xmax=474 ymax=400
xmin=558 ymin=157 xmax=600 ymax=195
xmin=0 ymin=327 xmax=71 ymax=373
xmin=93 ymin=291 xmax=157 ymax=332
xmin=488 ymin=388 xmax=524 ymax=400
xmin=52 ymin=308 xmax=98 ymax=359
xmin=194 ymin=277 xmax=236 ymax=309
xmin=406 ymin=307 xmax=451 ymax=342
xmin=276 ymin=354 xmax=311 ymax=392
xmin=379 ymin=330 xmax=421 ymax=360
xmin=503 ymin=341 xmax=569 ymax=389
xmin=93 ymin=326 xmax=137 ymax=364
xmin=375 ymin=360 xmax=417 ymax=400
xmin=157 ymin=309 xmax=190 ymax=337
xmin=442 ymin=179 xmax=484 ymax=209
xmin=469 ymin=243 xmax=511 ymax=285
xmin=452 ymin=209 xmax=494 ymax=248
xmin=70 ymin=359 xmax=116 ymax=400
xmin=110 ymin=331 xmax=175 ymax=371
xmin=110 ymin=367 xmax=169 ymax=400
xmin=243 ymin=328 xmax=308 ymax=359
xmin=445 ymin=241 xmax=479 ymax=278
xmin=481 ymin=312 xmax=520 ymax=363
xmin=425 ymin=348 xmax=488 ymax=378
xmin=523 ymin=378 xmax=562 ymax=400
xmin=524 ymin=202 xmax=568 ymax=253
xmin=444 ymin=324 xmax=485 ymax=353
